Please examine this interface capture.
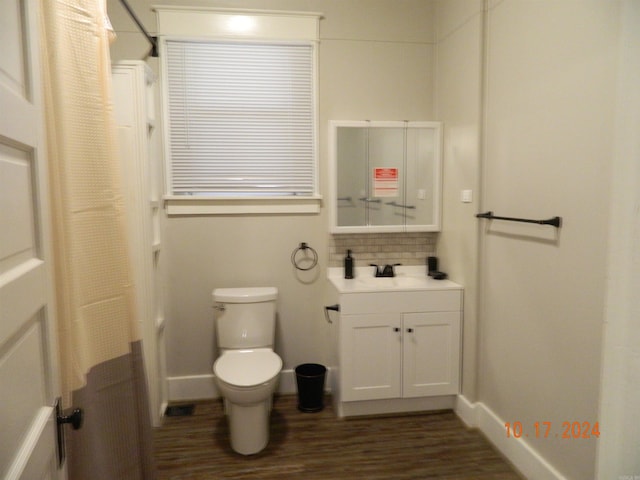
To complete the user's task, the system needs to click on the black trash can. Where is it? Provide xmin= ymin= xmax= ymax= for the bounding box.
xmin=295 ymin=363 xmax=326 ymax=413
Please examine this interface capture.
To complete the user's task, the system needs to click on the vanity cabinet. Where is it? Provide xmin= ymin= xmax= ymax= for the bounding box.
xmin=328 ymin=281 xmax=462 ymax=417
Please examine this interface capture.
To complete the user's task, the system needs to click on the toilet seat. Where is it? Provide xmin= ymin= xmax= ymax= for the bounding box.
xmin=214 ymin=349 xmax=282 ymax=387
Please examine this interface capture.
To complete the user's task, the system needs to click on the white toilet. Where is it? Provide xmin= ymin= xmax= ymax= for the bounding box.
xmin=212 ymin=287 xmax=282 ymax=455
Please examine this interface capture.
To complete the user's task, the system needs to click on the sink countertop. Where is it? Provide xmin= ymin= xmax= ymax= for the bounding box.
xmin=328 ymin=266 xmax=462 ymax=293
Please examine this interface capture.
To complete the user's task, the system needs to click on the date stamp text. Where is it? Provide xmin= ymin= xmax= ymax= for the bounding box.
xmin=505 ymin=421 xmax=600 ymax=439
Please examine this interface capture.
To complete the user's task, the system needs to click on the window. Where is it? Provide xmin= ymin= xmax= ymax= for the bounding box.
xmin=157 ymin=8 xmax=321 ymax=215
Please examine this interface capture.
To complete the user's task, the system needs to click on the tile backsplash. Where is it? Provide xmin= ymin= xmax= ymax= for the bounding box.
xmin=329 ymin=232 xmax=437 ymax=268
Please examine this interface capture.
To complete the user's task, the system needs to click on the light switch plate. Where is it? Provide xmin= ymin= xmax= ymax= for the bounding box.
xmin=461 ymin=189 xmax=473 ymax=203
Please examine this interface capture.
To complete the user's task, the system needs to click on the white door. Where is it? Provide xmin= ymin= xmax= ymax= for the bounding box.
xmin=340 ymin=313 xmax=401 ymax=401
xmin=0 ymin=0 xmax=64 ymax=479
xmin=403 ymin=312 xmax=461 ymax=398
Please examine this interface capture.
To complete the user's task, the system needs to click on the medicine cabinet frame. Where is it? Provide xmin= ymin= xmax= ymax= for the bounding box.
xmin=329 ymin=120 xmax=443 ymax=234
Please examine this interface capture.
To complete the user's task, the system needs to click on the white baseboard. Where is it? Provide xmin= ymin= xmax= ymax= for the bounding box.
xmin=167 ymin=368 xmax=316 ymax=402
xmin=454 ymin=393 xmax=478 ymax=427
xmin=455 ymin=395 xmax=567 ymax=480
xmin=277 ymin=368 xmax=299 ymax=395
xmin=167 ymin=374 xmax=218 ymax=401
xmin=338 ymin=395 xmax=455 ymax=418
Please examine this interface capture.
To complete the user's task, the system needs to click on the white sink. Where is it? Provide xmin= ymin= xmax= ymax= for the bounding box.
xmin=328 ymin=266 xmax=460 ymax=293
xmin=354 ymin=275 xmax=428 ymax=288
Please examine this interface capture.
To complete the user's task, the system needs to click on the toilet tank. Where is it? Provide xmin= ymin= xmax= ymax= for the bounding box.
xmin=213 ymin=287 xmax=278 ymax=350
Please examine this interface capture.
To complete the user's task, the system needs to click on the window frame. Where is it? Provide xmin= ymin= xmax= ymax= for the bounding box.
xmin=155 ymin=7 xmax=322 ymax=215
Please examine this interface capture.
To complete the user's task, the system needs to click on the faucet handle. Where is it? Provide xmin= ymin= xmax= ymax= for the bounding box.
xmin=369 ymin=264 xmax=382 ymax=276
xmin=382 ymin=263 xmax=402 ymax=277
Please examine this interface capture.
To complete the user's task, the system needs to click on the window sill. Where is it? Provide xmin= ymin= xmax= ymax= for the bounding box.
xmin=164 ymin=195 xmax=322 ymax=215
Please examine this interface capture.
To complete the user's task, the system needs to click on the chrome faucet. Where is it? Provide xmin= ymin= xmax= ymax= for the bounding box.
xmin=370 ymin=263 xmax=401 ymax=277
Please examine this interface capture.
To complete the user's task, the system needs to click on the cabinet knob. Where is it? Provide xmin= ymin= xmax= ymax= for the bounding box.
xmin=393 ymin=327 xmax=400 ymax=332
xmin=407 ymin=328 xmax=414 ymax=333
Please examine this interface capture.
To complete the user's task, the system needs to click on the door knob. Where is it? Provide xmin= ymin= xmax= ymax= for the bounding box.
xmin=55 ymin=398 xmax=83 ymax=467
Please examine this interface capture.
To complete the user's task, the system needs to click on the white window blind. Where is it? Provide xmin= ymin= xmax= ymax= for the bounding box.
xmin=165 ymin=40 xmax=316 ymax=197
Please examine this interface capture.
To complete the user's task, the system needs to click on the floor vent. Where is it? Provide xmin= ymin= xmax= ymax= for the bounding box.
xmin=165 ymin=404 xmax=195 ymax=417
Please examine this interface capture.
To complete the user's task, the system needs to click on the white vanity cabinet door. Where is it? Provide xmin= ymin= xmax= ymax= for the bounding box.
xmin=402 ymin=312 xmax=461 ymax=398
xmin=340 ymin=313 xmax=402 ymax=401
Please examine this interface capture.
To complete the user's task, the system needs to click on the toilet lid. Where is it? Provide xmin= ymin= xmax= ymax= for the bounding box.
xmin=214 ymin=350 xmax=282 ymax=387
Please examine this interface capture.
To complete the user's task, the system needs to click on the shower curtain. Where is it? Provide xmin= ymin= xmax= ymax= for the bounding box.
xmin=40 ymin=0 xmax=156 ymax=478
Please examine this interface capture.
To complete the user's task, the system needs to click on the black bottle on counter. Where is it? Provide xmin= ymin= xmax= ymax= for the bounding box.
xmin=344 ymin=250 xmax=354 ymax=279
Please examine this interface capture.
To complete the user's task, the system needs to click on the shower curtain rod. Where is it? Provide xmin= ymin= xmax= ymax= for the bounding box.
xmin=118 ymin=0 xmax=158 ymax=57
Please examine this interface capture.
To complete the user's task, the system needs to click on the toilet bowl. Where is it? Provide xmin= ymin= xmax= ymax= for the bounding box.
xmin=212 ymin=287 xmax=282 ymax=455
xmin=213 ymin=348 xmax=282 ymax=455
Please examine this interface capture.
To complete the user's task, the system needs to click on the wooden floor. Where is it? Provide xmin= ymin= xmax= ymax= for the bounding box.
xmin=154 ymin=395 xmax=523 ymax=480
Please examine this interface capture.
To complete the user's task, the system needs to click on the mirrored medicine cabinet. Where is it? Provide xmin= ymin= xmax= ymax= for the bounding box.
xmin=329 ymin=121 xmax=442 ymax=233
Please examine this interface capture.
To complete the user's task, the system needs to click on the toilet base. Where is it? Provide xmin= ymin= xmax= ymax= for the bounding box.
xmin=227 ymin=400 xmax=271 ymax=455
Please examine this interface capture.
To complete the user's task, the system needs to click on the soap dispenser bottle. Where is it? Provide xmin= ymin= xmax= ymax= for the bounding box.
xmin=344 ymin=250 xmax=354 ymax=279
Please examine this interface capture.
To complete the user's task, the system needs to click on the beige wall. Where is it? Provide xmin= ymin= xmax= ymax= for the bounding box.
xmin=434 ymin=0 xmax=483 ymax=401
xmin=479 ymin=1 xmax=619 ymax=478
xmin=433 ymin=1 xmax=627 ymax=477
xmin=108 ymin=0 xmax=437 ymax=386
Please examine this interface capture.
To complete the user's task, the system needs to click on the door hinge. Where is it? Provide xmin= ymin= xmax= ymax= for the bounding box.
xmin=55 ymin=397 xmax=83 ymax=467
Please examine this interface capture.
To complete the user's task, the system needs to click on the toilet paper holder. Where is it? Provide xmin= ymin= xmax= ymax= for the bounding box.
xmin=324 ymin=304 xmax=340 ymax=324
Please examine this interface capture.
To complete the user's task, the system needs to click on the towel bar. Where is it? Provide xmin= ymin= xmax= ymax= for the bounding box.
xmin=476 ymin=211 xmax=562 ymax=228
